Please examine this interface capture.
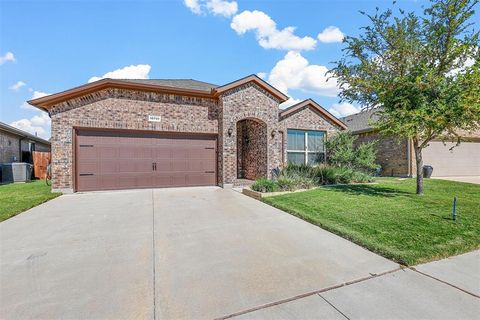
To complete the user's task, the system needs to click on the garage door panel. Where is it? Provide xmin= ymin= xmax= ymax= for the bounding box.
xmin=152 ymin=175 xmax=174 ymax=187
xmin=156 ymin=160 xmax=172 ymax=172
xmin=77 ymin=146 xmax=97 ymax=159
xmin=423 ymin=141 xmax=480 ymax=176
xmin=99 ymin=162 xmax=117 ymax=174
xmin=77 ymin=175 xmax=98 ymax=191
xmin=172 ymin=160 xmax=187 ymax=171
xmin=76 ymin=130 xmax=217 ymax=191
xmin=187 ymin=148 xmax=215 ymax=159
xmin=118 ymin=147 xmax=136 ymax=159
xmin=187 ymin=173 xmax=216 ymax=186
xmin=99 ymin=147 xmax=117 ymax=159
xmin=172 ymin=148 xmax=188 ymax=159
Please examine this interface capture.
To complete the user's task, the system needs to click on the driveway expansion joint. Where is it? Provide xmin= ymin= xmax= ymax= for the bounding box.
xmin=216 ymin=266 xmax=403 ymax=319
xmin=152 ymin=190 xmax=157 ymax=320
xmin=410 ymin=267 xmax=480 ymax=299
xmin=317 ymin=293 xmax=350 ymax=320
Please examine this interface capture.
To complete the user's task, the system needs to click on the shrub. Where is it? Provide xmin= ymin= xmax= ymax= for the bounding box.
xmin=354 ymin=141 xmax=380 ymax=173
xmin=295 ymin=175 xmax=317 ymax=189
xmin=325 ymin=131 xmax=356 ymax=168
xmin=251 ymin=178 xmax=278 ymax=193
xmin=351 ymin=170 xmax=375 ymax=183
xmin=276 ymin=176 xmax=297 ymax=191
xmin=326 ymin=131 xmax=379 ymax=173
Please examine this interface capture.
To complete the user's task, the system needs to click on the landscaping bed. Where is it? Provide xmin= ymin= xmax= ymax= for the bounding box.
xmin=0 ymin=180 xmax=61 ymax=222
xmin=262 ymin=178 xmax=480 ymax=265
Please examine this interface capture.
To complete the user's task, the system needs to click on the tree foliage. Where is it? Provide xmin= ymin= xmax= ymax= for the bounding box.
xmin=326 ymin=131 xmax=380 ymax=173
xmin=330 ymin=0 xmax=480 ymax=193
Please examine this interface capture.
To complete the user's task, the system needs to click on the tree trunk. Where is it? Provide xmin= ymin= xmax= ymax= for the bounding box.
xmin=413 ymin=138 xmax=424 ymax=195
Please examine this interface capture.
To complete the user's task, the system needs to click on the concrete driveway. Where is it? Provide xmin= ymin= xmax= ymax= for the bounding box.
xmin=1 ymin=187 xmax=478 ymax=319
xmin=432 ymin=176 xmax=480 ymax=184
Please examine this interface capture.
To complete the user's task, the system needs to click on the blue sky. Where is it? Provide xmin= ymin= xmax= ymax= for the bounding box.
xmin=0 ymin=0 xmax=434 ymax=139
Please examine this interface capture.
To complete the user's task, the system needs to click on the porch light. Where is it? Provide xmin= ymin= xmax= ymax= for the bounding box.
xmin=271 ymin=130 xmax=277 ymax=138
xmin=228 ymin=128 xmax=233 ymax=136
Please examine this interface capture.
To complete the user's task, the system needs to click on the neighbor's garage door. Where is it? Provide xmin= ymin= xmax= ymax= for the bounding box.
xmin=423 ymin=141 xmax=480 ymax=177
xmin=75 ymin=130 xmax=217 ymax=192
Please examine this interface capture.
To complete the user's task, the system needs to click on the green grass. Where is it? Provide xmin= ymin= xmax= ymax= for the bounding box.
xmin=0 ymin=180 xmax=61 ymax=222
xmin=263 ymin=178 xmax=480 ymax=265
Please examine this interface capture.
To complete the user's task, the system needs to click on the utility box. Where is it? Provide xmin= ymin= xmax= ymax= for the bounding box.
xmin=1 ymin=163 xmax=33 ymax=183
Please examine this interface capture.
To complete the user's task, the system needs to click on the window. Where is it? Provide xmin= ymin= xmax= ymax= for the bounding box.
xmin=287 ymin=130 xmax=325 ymax=165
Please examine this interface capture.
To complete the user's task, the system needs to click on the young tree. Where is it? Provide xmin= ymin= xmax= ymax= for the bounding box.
xmin=331 ymin=0 xmax=480 ymax=194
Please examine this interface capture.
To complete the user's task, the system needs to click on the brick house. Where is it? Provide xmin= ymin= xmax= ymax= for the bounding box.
xmin=28 ymin=75 xmax=346 ymax=193
xmin=0 ymin=121 xmax=50 ymax=164
xmin=342 ymin=109 xmax=480 ymax=177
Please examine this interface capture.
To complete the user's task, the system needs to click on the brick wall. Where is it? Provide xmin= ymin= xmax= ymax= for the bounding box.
xmin=49 ymin=88 xmax=218 ymax=191
xmin=219 ymin=82 xmax=282 ymax=185
xmin=0 ymin=130 xmax=20 ymax=163
xmin=49 ymin=82 xmax=347 ymax=191
xmin=354 ymin=131 xmax=411 ymax=177
xmin=237 ymin=119 xmax=268 ymax=180
xmin=279 ymin=106 xmax=341 ymax=167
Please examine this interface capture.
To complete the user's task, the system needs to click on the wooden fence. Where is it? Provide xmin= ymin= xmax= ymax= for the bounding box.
xmin=32 ymin=151 xmax=51 ymax=179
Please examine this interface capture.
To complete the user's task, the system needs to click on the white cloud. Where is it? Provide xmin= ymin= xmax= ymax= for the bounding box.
xmin=21 ymin=90 xmax=50 ymax=110
xmin=279 ymin=97 xmax=302 ymax=109
xmin=0 ymin=51 xmax=16 ymax=65
xmin=184 ymin=0 xmax=202 ymax=14
xmin=329 ymin=102 xmax=360 ymax=118
xmin=206 ymin=0 xmax=238 ymax=17
xmin=447 ymin=55 xmax=476 ymax=77
xmin=10 ymin=112 xmax=51 ymax=139
xmin=267 ymin=51 xmax=339 ymax=97
xmin=9 ymin=81 xmax=26 ymax=91
xmin=256 ymin=72 xmax=267 ymax=79
xmin=88 ymin=64 xmax=151 ymax=83
xmin=184 ymin=0 xmax=237 ymax=17
xmin=231 ymin=10 xmax=316 ymax=51
xmin=317 ymin=26 xmax=344 ymax=43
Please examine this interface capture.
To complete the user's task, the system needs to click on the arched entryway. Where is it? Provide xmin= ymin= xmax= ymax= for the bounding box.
xmin=236 ymin=118 xmax=268 ymax=180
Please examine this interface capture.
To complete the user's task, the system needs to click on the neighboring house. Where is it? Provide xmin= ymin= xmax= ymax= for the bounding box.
xmin=0 ymin=121 xmax=51 ymax=164
xmin=341 ymin=109 xmax=480 ymax=177
xmin=28 ymin=75 xmax=346 ymax=193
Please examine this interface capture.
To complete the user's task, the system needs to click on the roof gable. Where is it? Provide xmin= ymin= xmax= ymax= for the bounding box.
xmin=28 ymin=75 xmax=288 ymax=111
xmin=213 ymin=74 xmax=288 ymax=102
xmin=280 ymin=99 xmax=347 ymax=130
xmin=28 ymin=78 xmax=216 ymax=111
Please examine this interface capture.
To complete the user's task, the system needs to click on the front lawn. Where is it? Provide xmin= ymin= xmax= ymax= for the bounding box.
xmin=263 ymin=178 xmax=480 ymax=265
xmin=0 ymin=180 xmax=61 ymax=222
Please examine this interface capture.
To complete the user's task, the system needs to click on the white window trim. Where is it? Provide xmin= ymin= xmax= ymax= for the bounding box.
xmin=287 ymin=130 xmax=326 ymax=165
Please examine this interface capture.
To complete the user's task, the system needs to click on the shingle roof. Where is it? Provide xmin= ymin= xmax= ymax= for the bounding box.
xmin=0 ymin=121 xmax=51 ymax=145
xmin=121 ymin=79 xmax=218 ymax=92
xmin=341 ymin=108 xmax=380 ymax=133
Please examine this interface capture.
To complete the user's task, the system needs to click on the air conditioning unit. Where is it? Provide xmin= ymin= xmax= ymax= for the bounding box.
xmin=1 ymin=163 xmax=33 ymax=183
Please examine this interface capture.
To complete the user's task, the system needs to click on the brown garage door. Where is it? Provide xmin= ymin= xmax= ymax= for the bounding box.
xmin=75 ymin=130 xmax=217 ymax=192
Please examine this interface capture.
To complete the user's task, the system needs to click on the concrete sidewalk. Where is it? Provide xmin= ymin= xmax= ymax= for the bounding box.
xmin=234 ymin=251 xmax=480 ymax=320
